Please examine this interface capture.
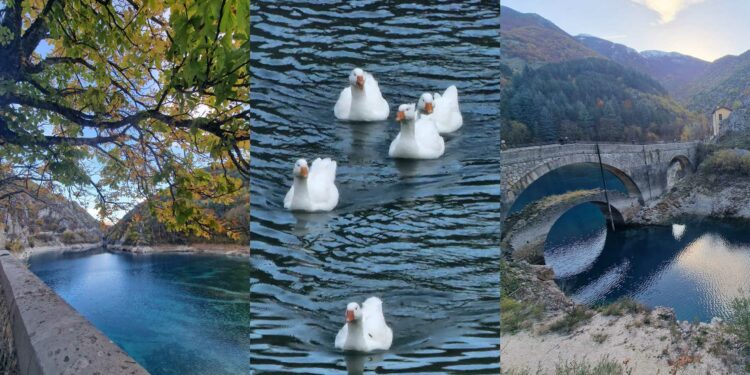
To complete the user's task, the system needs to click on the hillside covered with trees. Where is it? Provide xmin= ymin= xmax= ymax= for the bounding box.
xmin=501 ymin=58 xmax=709 ymax=145
xmin=500 ymin=6 xmax=599 ymax=72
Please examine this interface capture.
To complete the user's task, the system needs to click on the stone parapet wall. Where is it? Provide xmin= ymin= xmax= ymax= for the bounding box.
xmin=0 ymin=250 xmax=148 ymax=375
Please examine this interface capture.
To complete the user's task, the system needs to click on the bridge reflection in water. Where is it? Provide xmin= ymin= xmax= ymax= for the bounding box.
xmin=553 ymin=216 xmax=750 ymax=321
xmin=500 ymin=142 xmax=699 ymax=258
xmin=501 ymin=142 xmax=698 ymax=213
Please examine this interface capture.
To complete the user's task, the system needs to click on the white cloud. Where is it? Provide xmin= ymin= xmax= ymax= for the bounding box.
xmin=630 ymin=0 xmax=706 ymax=23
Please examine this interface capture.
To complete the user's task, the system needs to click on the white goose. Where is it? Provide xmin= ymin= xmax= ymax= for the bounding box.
xmin=335 ymin=297 xmax=393 ymax=352
xmin=389 ymin=103 xmax=445 ymax=159
xmin=417 ymin=85 xmax=463 ymax=133
xmin=334 ymin=68 xmax=390 ymax=122
xmin=284 ymin=158 xmax=339 ymax=212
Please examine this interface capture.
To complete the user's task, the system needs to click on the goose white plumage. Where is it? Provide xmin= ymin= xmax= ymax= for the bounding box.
xmin=417 ymin=85 xmax=463 ymax=133
xmin=389 ymin=103 xmax=445 ymax=159
xmin=284 ymin=158 xmax=339 ymax=212
xmin=334 ymin=68 xmax=390 ymax=122
xmin=335 ymin=297 xmax=393 ymax=352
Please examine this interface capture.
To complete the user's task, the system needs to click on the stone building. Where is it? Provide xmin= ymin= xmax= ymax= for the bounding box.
xmin=712 ymin=106 xmax=732 ymax=137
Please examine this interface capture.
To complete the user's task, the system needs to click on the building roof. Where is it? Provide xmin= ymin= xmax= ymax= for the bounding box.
xmin=713 ymin=106 xmax=732 ymax=114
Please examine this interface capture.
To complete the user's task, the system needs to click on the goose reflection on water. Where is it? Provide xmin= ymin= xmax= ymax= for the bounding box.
xmin=344 ymin=353 xmax=384 ymax=375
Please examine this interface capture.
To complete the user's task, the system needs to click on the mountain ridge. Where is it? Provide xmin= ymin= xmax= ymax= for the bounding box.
xmin=574 ymin=34 xmax=710 ymax=97
xmin=502 ymin=5 xmax=750 ymax=131
xmin=500 ymin=6 xmax=600 ymax=71
xmin=500 ymin=7 xmax=710 ymax=145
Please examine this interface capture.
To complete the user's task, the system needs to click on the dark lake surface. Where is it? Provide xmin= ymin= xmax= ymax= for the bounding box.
xmin=27 ymin=251 xmax=249 ymax=375
xmin=524 ymin=166 xmax=750 ymax=322
xmin=250 ymin=1 xmax=501 ymax=373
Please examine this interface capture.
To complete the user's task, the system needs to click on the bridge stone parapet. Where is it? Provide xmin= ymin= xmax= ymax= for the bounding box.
xmin=500 ymin=142 xmax=699 ymax=218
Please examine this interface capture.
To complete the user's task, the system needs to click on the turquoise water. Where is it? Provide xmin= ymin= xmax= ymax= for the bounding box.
xmin=27 ymin=250 xmax=249 ymax=375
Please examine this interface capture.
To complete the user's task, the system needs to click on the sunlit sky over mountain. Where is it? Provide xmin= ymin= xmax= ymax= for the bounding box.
xmin=503 ymin=0 xmax=750 ymax=62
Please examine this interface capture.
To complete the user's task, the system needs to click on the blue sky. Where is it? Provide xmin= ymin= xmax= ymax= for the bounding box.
xmin=503 ymin=0 xmax=750 ymax=62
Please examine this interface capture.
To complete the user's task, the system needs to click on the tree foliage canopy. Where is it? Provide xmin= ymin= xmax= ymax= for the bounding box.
xmin=0 ymin=0 xmax=249 ymax=239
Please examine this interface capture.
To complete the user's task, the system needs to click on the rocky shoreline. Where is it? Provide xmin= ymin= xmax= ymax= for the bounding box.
xmin=501 ymin=261 xmax=746 ymax=374
xmin=10 ymin=241 xmax=249 ymax=262
xmin=14 ymin=242 xmax=104 ymax=261
xmin=106 ymin=243 xmax=249 ymax=257
xmin=633 ymin=172 xmax=750 ymax=225
xmin=502 ymin=172 xmax=750 ymax=374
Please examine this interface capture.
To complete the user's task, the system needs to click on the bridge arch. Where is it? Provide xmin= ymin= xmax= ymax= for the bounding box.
xmin=502 ymin=190 xmax=641 ymax=263
xmin=669 ymin=155 xmax=694 ymax=172
xmin=504 ymin=154 xmax=645 ymax=215
xmin=540 ymin=201 xmax=622 ymax=271
xmin=666 ymin=155 xmax=694 ymax=190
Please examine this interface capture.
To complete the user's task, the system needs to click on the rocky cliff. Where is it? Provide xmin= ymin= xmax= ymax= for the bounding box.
xmin=105 ymin=192 xmax=249 ymax=256
xmin=635 ymin=161 xmax=750 ymax=224
xmin=0 ymin=188 xmax=103 ymax=258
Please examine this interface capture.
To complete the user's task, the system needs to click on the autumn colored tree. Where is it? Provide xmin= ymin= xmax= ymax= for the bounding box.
xmin=0 ymin=0 xmax=249 ymax=239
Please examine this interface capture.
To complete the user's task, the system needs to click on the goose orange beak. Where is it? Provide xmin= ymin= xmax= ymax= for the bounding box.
xmin=425 ymin=102 xmax=433 ymax=114
xmin=396 ymin=111 xmax=405 ymax=122
xmin=346 ymin=310 xmax=355 ymax=323
xmin=300 ymin=165 xmax=308 ymax=178
xmin=356 ymin=75 xmax=364 ymax=89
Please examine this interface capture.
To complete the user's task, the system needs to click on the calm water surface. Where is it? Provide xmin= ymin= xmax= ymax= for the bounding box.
xmin=250 ymin=1 xmax=500 ymax=373
xmin=28 ymin=251 xmax=249 ymax=375
xmin=538 ymin=184 xmax=750 ymax=321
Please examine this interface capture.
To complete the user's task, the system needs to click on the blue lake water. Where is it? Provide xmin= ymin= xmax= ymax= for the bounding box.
xmin=523 ymin=166 xmax=750 ymax=321
xmin=250 ymin=1 xmax=501 ymax=373
xmin=27 ymin=250 xmax=249 ymax=375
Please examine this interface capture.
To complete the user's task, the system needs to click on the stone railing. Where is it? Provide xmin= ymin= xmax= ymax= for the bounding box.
xmin=0 ymin=250 xmax=148 ymax=374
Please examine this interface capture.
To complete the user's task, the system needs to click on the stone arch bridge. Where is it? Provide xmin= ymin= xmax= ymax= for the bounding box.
xmin=501 ymin=142 xmax=700 ymax=254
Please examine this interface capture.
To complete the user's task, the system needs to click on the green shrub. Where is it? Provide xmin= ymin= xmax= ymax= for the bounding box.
xmin=696 ymin=143 xmax=719 ymax=166
xmin=501 ymin=296 xmax=543 ymax=334
xmin=555 ymin=356 xmax=632 ymax=375
xmin=548 ymin=306 xmax=593 ymax=334
xmin=34 ymin=233 xmax=55 ymax=243
xmin=500 ymin=259 xmax=519 ymax=297
xmin=61 ymin=230 xmax=77 ymax=244
xmin=4 ymin=240 xmax=23 ymax=253
xmin=700 ymin=149 xmax=750 ymax=176
xmin=728 ymin=294 xmax=750 ymax=349
xmin=500 ymin=260 xmax=544 ymax=334
xmin=597 ymin=297 xmax=648 ymax=316
xmin=503 ymin=357 xmax=632 ymax=375
xmin=591 ymin=333 xmax=608 ymax=344
xmin=501 ymin=368 xmax=539 ymax=375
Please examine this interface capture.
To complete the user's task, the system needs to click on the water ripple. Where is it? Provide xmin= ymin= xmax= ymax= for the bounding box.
xmin=250 ymin=0 xmax=500 ymax=373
